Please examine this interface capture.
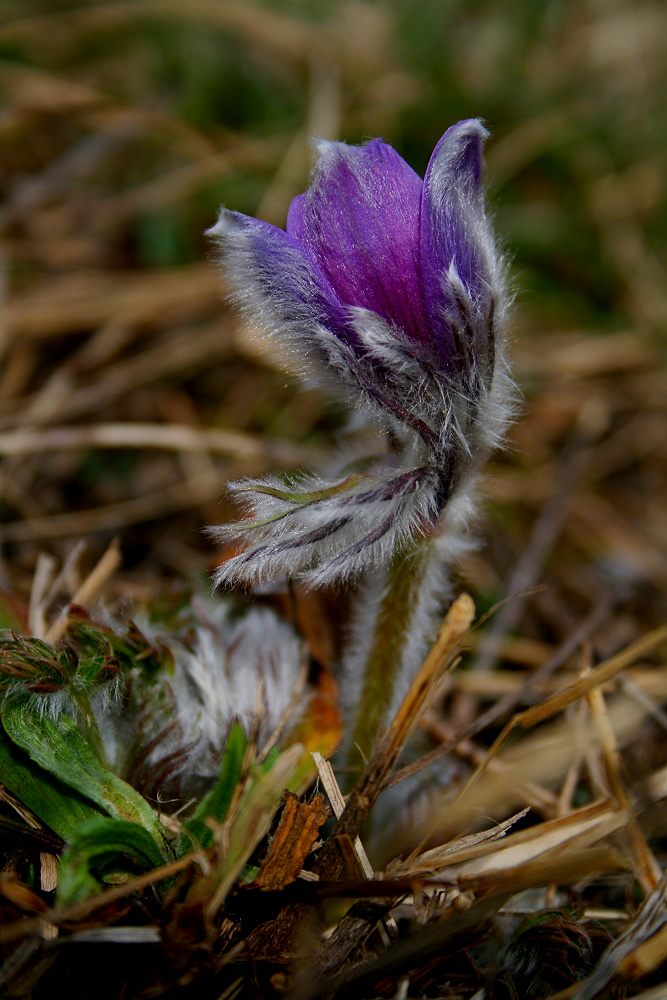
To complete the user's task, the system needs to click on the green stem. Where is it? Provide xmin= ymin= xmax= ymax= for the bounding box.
xmin=347 ymin=537 xmax=434 ymax=783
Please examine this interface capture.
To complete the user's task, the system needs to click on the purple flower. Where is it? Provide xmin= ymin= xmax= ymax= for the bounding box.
xmin=208 ymin=120 xmax=513 ymax=587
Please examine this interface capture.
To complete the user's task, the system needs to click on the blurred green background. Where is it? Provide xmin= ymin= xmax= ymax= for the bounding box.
xmin=0 ymin=0 xmax=665 ymax=623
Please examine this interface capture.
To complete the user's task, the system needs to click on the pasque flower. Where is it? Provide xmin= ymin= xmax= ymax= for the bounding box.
xmin=208 ymin=119 xmax=513 ymax=588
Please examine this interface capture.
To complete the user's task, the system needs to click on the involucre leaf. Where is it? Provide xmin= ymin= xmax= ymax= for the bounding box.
xmin=0 ymin=727 xmax=105 ymax=841
xmin=56 ymin=817 xmax=169 ymax=906
xmin=2 ymin=702 xmax=171 ymax=855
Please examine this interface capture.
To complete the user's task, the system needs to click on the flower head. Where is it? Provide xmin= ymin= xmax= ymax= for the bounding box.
xmin=208 ymin=120 xmax=513 ymax=587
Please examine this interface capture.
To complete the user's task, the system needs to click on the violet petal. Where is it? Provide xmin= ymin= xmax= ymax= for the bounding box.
xmin=287 ymin=139 xmax=429 ymax=346
xmin=208 ymin=208 xmax=360 ymax=350
xmin=420 ymin=119 xmax=495 ymax=367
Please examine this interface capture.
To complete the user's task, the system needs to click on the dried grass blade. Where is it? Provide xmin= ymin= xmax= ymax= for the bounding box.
xmin=316 ymin=594 xmax=474 ymax=880
xmin=45 ymin=538 xmax=121 ymax=643
xmin=0 ymin=422 xmax=307 ymax=466
xmin=517 ymin=625 xmax=667 ymax=730
xmin=312 ymin=752 xmax=373 ymax=879
xmin=586 ymin=672 xmax=661 ymax=892
xmin=420 ymin=692 xmax=648 ymax=843
xmin=447 ymin=625 xmax=667 ymax=819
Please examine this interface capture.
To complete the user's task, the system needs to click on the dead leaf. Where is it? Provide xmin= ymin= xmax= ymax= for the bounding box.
xmin=253 ymin=792 xmax=329 ymax=892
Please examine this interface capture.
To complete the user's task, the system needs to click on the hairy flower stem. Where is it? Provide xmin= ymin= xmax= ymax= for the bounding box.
xmin=346 ymin=537 xmax=437 ymax=786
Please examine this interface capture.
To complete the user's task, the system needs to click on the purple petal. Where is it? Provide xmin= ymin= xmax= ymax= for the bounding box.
xmin=207 ymin=209 xmax=360 ymax=351
xmin=420 ymin=120 xmax=494 ymax=365
xmin=287 ymin=139 xmax=429 ymax=346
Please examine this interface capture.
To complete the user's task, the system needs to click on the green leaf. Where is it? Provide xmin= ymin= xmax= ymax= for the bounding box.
xmin=206 ymin=742 xmax=306 ymax=913
xmin=56 ymin=817 xmax=168 ymax=906
xmin=0 ymin=728 xmax=105 ymax=841
xmin=183 ymin=722 xmax=247 ymax=849
xmin=259 ymin=746 xmax=280 ymax=773
xmin=2 ymin=703 xmax=170 ymax=856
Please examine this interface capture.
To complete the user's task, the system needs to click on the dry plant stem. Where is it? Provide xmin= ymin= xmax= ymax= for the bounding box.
xmin=312 ymin=752 xmax=374 ymax=879
xmin=0 ymin=855 xmax=200 ymax=946
xmin=38 ymin=855 xmax=59 ymax=941
xmin=347 ymin=538 xmax=435 ymax=779
xmin=42 ymin=540 xmax=87 ymax=609
xmin=419 ymin=713 xmax=558 ymax=818
xmin=0 ymin=422 xmax=307 ymax=466
xmin=619 ymin=675 xmax=667 ymax=732
xmin=317 ymin=593 xmax=475 ymax=881
xmin=384 ymin=595 xmax=611 ymax=795
xmin=586 ymin=668 xmax=661 ymax=892
xmin=28 ymin=553 xmax=56 ymax=637
xmin=311 ymin=752 xmax=396 ymax=962
xmin=557 ymin=701 xmax=588 ymax=814
xmin=45 ymin=538 xmax=122 ymax=643
xmin=453 ymin=623 xmax=667 ymax=807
